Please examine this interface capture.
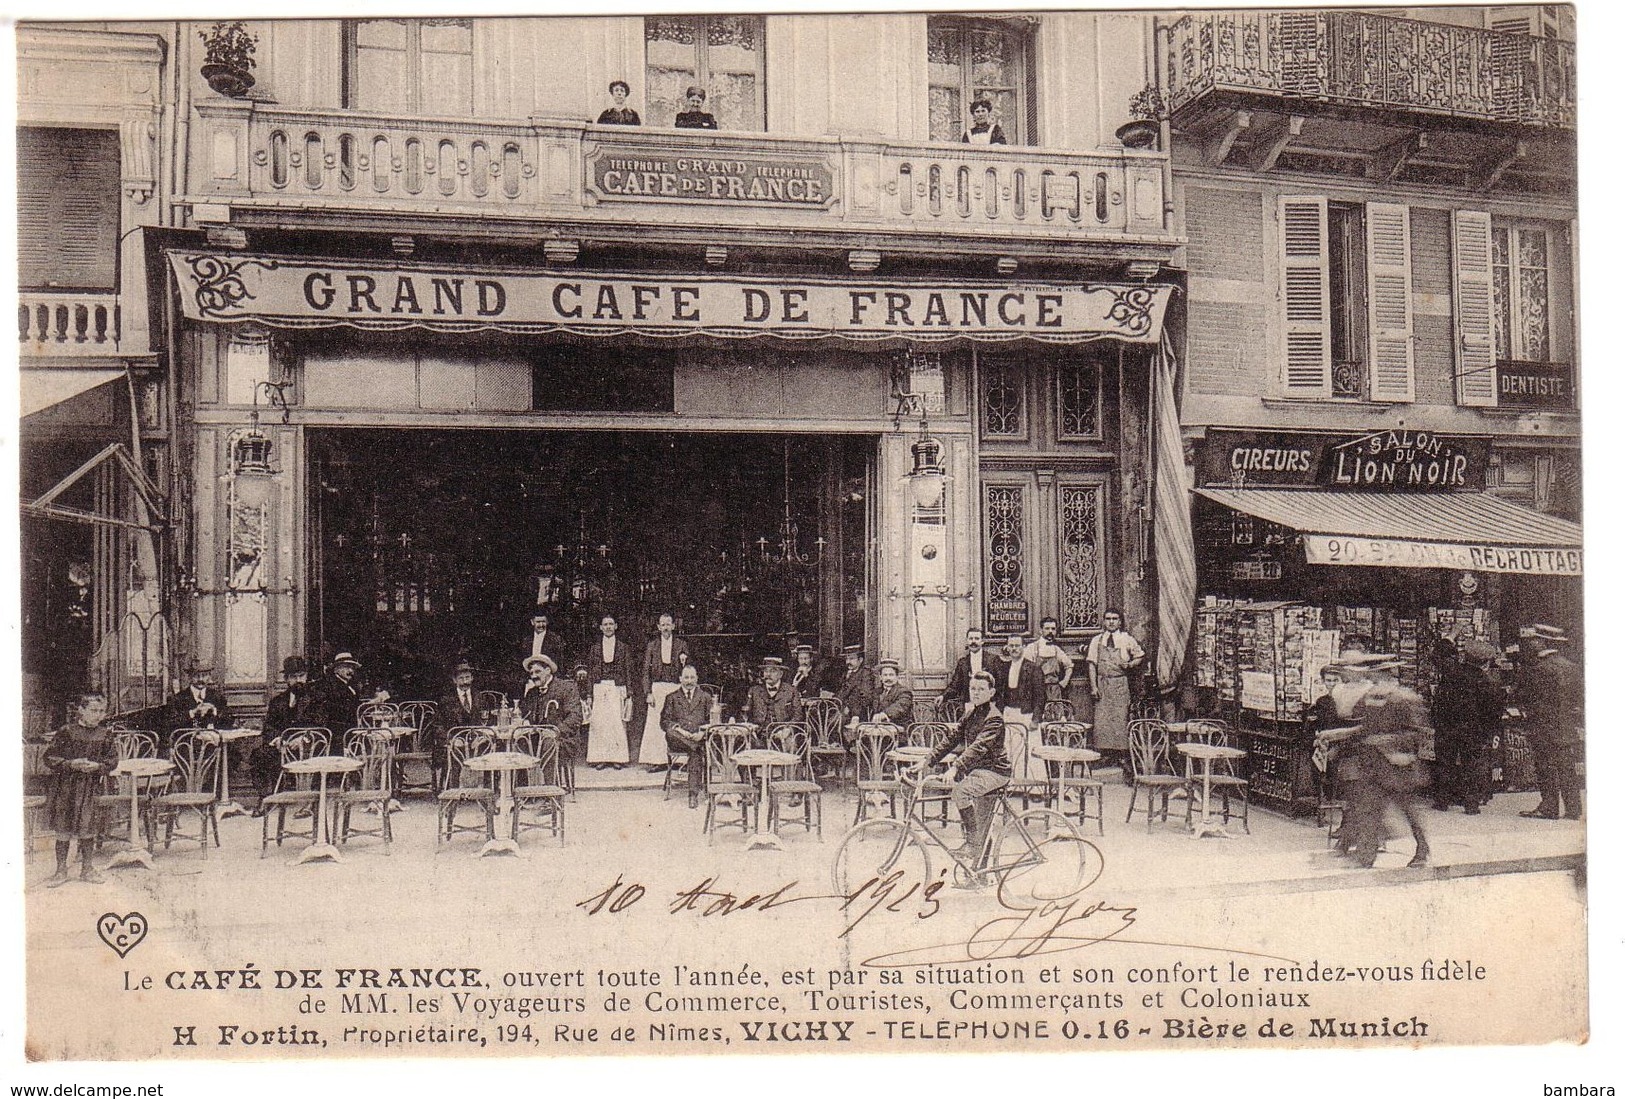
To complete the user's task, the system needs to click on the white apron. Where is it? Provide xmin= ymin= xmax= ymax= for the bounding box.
xmin=588 ymin=682 xmax=629 ymax=763
xmin=639 ymin=682 xmax=678 ymax=765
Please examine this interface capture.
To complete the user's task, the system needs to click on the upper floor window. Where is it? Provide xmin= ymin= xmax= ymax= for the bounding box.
xmin=17 ymin=126 xmax=120 ymax=291
xmin=1492 ymin=224 xmax=1551 ymax=363
xmin=644 ymin=15 xmax=765 ymax=131
xmin=927 ymin=17 xmax=1031 ymax=144
xmin=345 ymin=18 xmax=473 ymax=115
xmin=1278 ymin=196 xmax=1413 ymax=403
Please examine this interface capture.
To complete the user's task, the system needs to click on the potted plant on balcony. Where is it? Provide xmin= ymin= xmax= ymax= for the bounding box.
xmin=1116 ymin=84 xmax=1165 ymax=149
xmin=198 ymin=21 xmax=258 ymax=98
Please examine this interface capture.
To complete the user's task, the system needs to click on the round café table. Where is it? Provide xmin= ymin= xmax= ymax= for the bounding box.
xmin=106 ymin=757 xmax=174 ymax=871
xmin=1176 ymin=742 xmax=1247 ymax=839
xmin=283 ymin=755 xmax=361 ymax=864
xmin=731 ymin=748 xmax=800 ymax=850
xmin=199 ymin=727 xmax=259 ymax=819
xmin=463 ymin=751 xmax=537 ymax=858
xmin=1033 ymin=744 xmax=1102 ymax=828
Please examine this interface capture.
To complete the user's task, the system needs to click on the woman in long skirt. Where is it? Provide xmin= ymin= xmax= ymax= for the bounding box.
xmin=586 ymin=614 xmax=633 ymax=767
xmin=44 ymin=691 xmax=118 ymax=886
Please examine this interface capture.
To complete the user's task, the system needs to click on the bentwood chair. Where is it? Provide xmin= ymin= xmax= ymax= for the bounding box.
xmin=511 ymin=726 xmax=567 ymax=844
xmin=1182 ymin=718 xmax=1249 ymax=833
xmin=853 ymin=722 xmax=904 ymax=824
xmin=393 ymin=701 xmax=438 ymax=796
xmin=802 ymin=698 xmax=849 ymax=790
xmin=1003 ymin=721 xmax=1054 ymax=811
xmin=437 ymin=728 xmax=496 ymax=845
xmin=152 ymin=730 xmax=222 ymax=857
xmin=904 ymin=722 xmax=954 ymax=825
xmin=765 ymin=722 xmax=823 ymax=839
xmin=335 ymin=729 xmax=394 ymax=849
xmin=357 ymin=701 xmax=400 ymax=729
xmin=260 ymin=728 xmax=330 ymax=855
xmin=701 ymin=726 xmax=757 ymax=843
xmin=1040 ymin=721 xmax=1104 ymax=835
xmin=1041 ymin=699 xmax=1077 ymax=722
xmin=1125 ymin=718 xmax=1188 ymax=831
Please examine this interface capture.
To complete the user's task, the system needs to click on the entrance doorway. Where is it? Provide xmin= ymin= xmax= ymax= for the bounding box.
xmin=308 ymin=428 xmax=873 ymax=697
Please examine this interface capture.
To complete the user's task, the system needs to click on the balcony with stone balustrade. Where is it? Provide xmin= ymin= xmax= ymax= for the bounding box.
xmin=184 ymin=100 xmax=1177 ymax=271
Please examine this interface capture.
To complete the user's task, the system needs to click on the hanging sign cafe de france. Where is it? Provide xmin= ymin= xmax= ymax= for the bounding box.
xmin=168 ymin=252 xmax=1172 ymax=344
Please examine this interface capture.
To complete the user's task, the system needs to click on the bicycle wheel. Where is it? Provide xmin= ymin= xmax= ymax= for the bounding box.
xmin=990 ymin=808 xmax=1094 ymax=906
xmin=831 ymin=818 xmax=931 ymax=895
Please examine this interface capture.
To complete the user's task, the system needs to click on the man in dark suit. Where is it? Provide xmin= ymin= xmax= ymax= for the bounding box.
xmin=308 ymin=651 xmax=367 ymax=735
xmin=869 ymin=660 xmax=915 ymax=725
xmin=744 ymin=656 xmax=799 ymax=728
xmin=837 ymin=645 xmax=877 ymax=734
xmin=1516 ymin=624 xmax=1583 ymax=821
xmin=431 ymin=660 xmax=484 ymax=791
xmin=927 ymin=671 xmax=1011 ymax=867
xmin=640 ymin=612 xmax=693 ymax=768
xmin=522 ymin=611 xmax=567 ymax=672
xmin=945 ymin=627 xmax=1005 ymax=710
xmin=999 ymin=633 xmax=1045 ymax=727
xmin=661 ymin=664 xmax=715 ymax=808
xmin=250 ymin=655 xmax=310 ymax=813
xmin=520 ymin=654 xmax=584 ymax=767
xmin=163 ymin=664 xmax=230 ymax=747
xmin=788 ymin=644 xmax=824 ymax=701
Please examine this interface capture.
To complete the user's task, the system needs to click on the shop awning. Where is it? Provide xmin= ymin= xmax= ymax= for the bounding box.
xmin=20 ymin=367 xmax=125 ymax=418
xmin=1194 ymin=487 xmax=1583 ymax=576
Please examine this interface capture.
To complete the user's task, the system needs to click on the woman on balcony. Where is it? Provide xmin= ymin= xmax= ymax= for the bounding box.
xmin=961 ymin=99 xmax=1007 ymax=146
xmin=675 ymin=86 xmax=717 ymax=130
xmin=597 ymin=80 xmax=641 ymax=126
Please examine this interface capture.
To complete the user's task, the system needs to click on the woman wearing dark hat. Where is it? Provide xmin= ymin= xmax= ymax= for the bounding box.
xmin=597 ymin=80 xmax=641 ymax=125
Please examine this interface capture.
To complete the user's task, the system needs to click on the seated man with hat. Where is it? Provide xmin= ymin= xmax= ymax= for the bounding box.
xmin=744 ymin=656 xmax=799 ymax=728
xmin=308 ymin=651 xmax=373 ymax=735
xmin=250 ymin=655 xmax=310 ymax=815
xmin=869 ymin=660 xmax=915 ymax=726
xmin=521 ymin=653 xmax=584 ymax=768
xmin=431 ymin=659 xmax=485 ymax=792
xmin=164 ymin=663 xmax=230 ymax=748
xmin=837 ymin=645 xmax=877 ymax=734
xmin=789 ymin=644 xmax=824 ymax=702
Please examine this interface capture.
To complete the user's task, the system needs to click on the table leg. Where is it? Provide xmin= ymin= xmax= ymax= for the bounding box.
xmin=217 ymin=741 xmax=246 ymax=820
xmin=295 ymin=773 xmax=344 ymax=864
xmin=106 ymin=780 xmax=155 ymax=871
xmin=477 ymin=769 xmax=524 ymax=858
xmin=1192 ymin=761 xmax=1231 ymax=839
xmin=746 ymin=765 xmax=784 ymax=851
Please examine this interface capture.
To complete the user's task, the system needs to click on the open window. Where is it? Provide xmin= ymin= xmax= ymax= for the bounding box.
xmin=926 ymin=16 xmax=1033 ymax=145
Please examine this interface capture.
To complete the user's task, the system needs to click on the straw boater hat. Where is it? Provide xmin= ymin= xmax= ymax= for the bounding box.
xmin=792 ymin=644 xmax=814 ymax=656
xmin=523 ymin=653 xmax=557 ymax=674
xmin=876 ymin=659 xmax=901 ymax=673
xmin=759 ymin=656 xmax=787 ymax=672
xmin=842 ymin=643 xmax=862 ymax=656
xmin=332 ymin=652 xmax=361 ymax=669
xmin=1360 ymin=654 xmax=1404 ymax=674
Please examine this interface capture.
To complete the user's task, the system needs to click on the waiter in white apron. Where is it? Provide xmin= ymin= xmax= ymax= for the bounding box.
xmin=639 ymin=613 xmax=691 ymax=768
xmin=586 ymin=614 xmax=633 ymax=768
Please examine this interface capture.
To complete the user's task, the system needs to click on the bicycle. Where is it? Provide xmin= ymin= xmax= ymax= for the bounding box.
xmin=832 ymin=751 xmax=1091 ymax=903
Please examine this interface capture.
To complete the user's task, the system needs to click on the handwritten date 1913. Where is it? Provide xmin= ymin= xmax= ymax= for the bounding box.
xmin=577 ymin=873 xmax=943 ymax=936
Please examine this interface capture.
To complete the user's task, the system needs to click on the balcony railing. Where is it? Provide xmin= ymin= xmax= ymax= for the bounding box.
xmin=1166 ymin=10 xmax=1576 ymax=129
xmin=188 ymin=102 xmax=1172 ymax=246
xmin=19 ymin=291 xmax=121 ymax=355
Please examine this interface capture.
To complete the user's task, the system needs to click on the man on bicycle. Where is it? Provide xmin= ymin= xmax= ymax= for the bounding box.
xmin=927 ymin=671 xmax=1010 ymax=865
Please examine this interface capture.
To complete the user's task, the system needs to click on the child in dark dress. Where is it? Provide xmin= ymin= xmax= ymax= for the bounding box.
xmin=43 ymin=691 xmax=118 ymax=886
xmin=675 ymin=86 xmax=718 ymax=129
xmin=597 ymin=80 xmax=641 ymax=125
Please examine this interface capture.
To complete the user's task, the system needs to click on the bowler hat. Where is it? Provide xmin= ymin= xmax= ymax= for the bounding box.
xmin=281 ymin=655 xmax=309 ymax=678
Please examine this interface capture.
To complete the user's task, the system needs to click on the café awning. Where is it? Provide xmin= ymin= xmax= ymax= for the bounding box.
xmin=20 ymin=367 xmax=125 ymax=418
xmin=167 ymin=251 xmax=1173 ymax=344
xmin=1194 ymin=487 xmax=1583 ymax=576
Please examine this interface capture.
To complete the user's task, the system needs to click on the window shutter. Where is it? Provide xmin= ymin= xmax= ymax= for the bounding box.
xmin=1278 ymin=196 xmax=1332 ymax=397
xmin=1365 ymin=202 xmax=1414 ymax=402
xmin=17 ymin=127 xmax=120 ymax=291
xmin=1452 ymin=210 xmax=1498 ymax=407
xmin=1485 ymin=7 xmax=1540 ymax=35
